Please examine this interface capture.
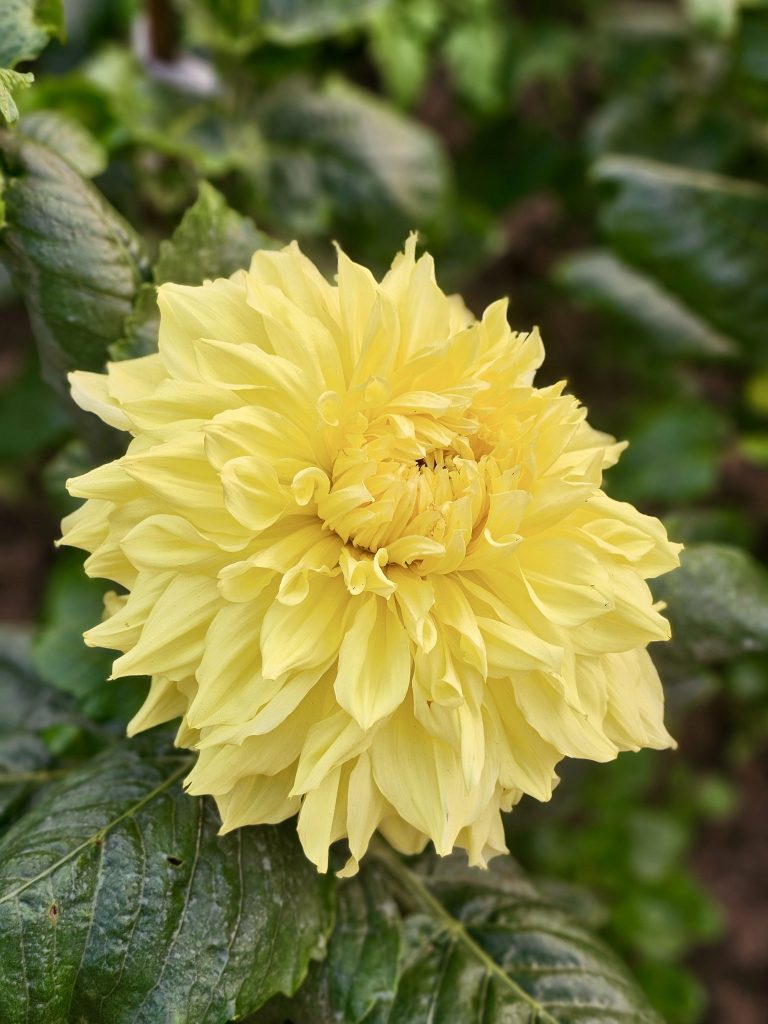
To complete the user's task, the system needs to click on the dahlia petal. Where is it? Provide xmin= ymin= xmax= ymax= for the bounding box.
xmin=220 ymin=455 xmax=292 ymax=531
xmin=477 ymin=616 xmax=562 ymax=675
xmin=335 ymin=246 xmax=379 ymax=372
xmin=105 ymin=354 xmax=166 ymax=402
xmin=127 ymin=675 xmax=187 ymax=736
xmin=486 ymin=682 xmax=561 ymax=801
xmin=334 ymin=596 xmax=411 ymax=729
xmin=297 ymin=767 xmax=343 ymax=873
xmin=390 ymin=569 xmax=436 ymax=650
xmin=110 ymin=575 xmax=219 ymax=679
xmin=372 ymin=706 xmax=479 ymax=855
xmin=602 ymin=649 xmax=676 ymax=751
xmin=157 ymin=277 xmax=265 ymax=379
xmin=121 ymin=514 xmax=229 ymax=573
xmin=67 ymin=460 xmax=143 ymax=502
xmin=83 ymin=572 xmax=172 ymax=653
xmin=217 ymin=766 xmax=300 ymax=833
xmin=59 ymin=499 xmax=111 ymax=553
xmin=512 ymin=670 xmax=619 ymax=762
xmin=292 ymin=710 xmax=369 ymax=796
xmin=194 ymin=338 xmax=318 ymax=436
xmin=517 ymin=539 xmax=615 ymax=627
xmin=188 ymin=596 xmax=274 ymax=728
xmin=69 ymin=371 xmax=131 ymax=429
xmin=204 ymin=406 xmax=318 ymax=472
xmin=338 ymin=753 xmax=385 ymax=877
xmin=200 ymin=663 xmax=332 ymax=746
xmin=260 ymin=575 xmax=350 ymax=679
xmin=244 ymin=277 xmax=344 ymax=394
xmin=121 ymin=379 xmax=243 ymax=438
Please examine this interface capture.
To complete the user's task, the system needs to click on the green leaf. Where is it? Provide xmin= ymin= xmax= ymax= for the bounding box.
xmin=260 ymin=0 xmax=389 ymax=45
xmin=652 ymin=543 xmax=768 ymax=664
xmin=19 ymin=110 xmax=107 ymax=177
xmin=84 ymin=46 xmax=260 ymax=178
xmin=187 ymin=0 xmax=388 ymax=52
xmin=0 ymin=628 xmax=80 ymax=826
xmin=33 ymin=551 xmax=144 ymax=724
xmin=683 ymin=0 xmax=739 ymax=37
xmin=256 ymin=77 xmax=447 ymax=251
xmin=0 ymin=131 xmax=149 ymax=394
xmin=276 ymin=847 xmax=661 ymax=1024
xmin=154 ymin=181 xmax=278 ymax=285
xmin=555 ymin=250 xmax=736 ymax=359
xmin=368 ymin=0 xmax=437 ymax=107
xmin=384 ymin=854 xmax=661 ymax=1024
xmin=0 ymin=736 xmax=334 ymax=1023
xmin=608 ymin=402 xmax=726 ymax=505
xmin=593 ymin=156 xmax=768 ymax=358
xmin=0 ymin=0 xmax=65 ymax=68
xmin=284 ymin=862 xmax=402 ymax=1023
xmin=0 ymin=68 xmax=34 ymax=125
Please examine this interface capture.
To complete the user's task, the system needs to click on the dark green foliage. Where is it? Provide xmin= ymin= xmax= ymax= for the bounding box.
xmin=555 ymin=251 xmax=735 ymax=359
xmin=275 ymin=852 xmax=663 ymax=1024
xmin=0 ymin=737 xmax=335 ymax=1024
xmin=0 ymin=131 xmax=149 ymax=390
xmin=254 ymin=78 xmax=448 ymax=253
xmin=279 ymin=862 xmax=402 ymax=1022
xmin=0 ymin=628 xmax=84 ymax=826
xmin=385 ymin=856 xmax=661 ymax=1024
xmin=0 ymin=69 xmax=34 ymax=125
xmin=593 ymin=157 xmax=768 ymax=359
xmin=654 ymin=545 xmax=768 ymax=665
xmin=18 ymin=110 xmax=107 ymax=177
xmin=0 ymin=0 xmax=65 ymax=68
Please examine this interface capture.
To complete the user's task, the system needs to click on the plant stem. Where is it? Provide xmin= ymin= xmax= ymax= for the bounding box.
xmin=145 ymin=0 xmax=180 ymax=62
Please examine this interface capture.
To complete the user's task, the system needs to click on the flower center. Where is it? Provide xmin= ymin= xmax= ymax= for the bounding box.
xmin=315 ymin=429 xmax=504 ymax=567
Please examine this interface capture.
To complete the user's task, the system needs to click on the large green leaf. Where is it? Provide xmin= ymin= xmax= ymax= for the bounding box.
xmin=255 ymin=78 xmax=448 ymax=249
xmin=0 ymin=628 xmax=81 ymax=826
xmin=19 ymin=110 xmax=107 ymax=177
xmin=270 ymin=847 xmax=661 ymax=1024
xmin=652 ymin=543 xmax=768 ymax=664
xmin=0 ymin=0 xmax=65 ymax=68
xmin=385 ymin=854 xmax=660 ymax=1024
xmin=593 ymin=156 xmax=768 ymax=358
xmin=282 ymin=862 xmax=402 ymax=1023
xmin=0 ymin=131 xmax=149 ymax=392
xmin=0 ymin=737 xmax=334 ymax=1024
xmin=555 ymin=249 xmax=735 ymax=359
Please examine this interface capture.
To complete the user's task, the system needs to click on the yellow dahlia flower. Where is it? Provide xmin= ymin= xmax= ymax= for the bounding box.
xmin=61 ymin=237 xmax=680 ymax=874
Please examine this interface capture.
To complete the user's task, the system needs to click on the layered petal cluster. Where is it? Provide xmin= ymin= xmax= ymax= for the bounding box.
xmin=62 ymin=238 xmax=681 ymax=874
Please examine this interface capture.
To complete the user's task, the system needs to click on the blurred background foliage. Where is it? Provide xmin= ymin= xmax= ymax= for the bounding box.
xmin=2 ymin=1 xmax=768 ymax=1021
